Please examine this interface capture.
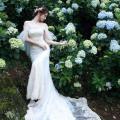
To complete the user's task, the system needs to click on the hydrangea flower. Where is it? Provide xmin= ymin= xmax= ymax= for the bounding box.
xmin=109 ymin=3 xmax=118 ymax=10
xmin=65 ymin=59 xmax=73 ymax=68
xmin=91 ymin=0 xmax=100 ymax=8
xmin=106 ymin=20 xmax=119 ymax=30
xmin=5 ymin=111 xmax=15 ymax=119
xmin=74 ymin=82 xmax=82 ymax=88
xmin=6 ymin=26 xmax=18 ymax=35
xmin=98 ymin=11 xmax=113 ymax=19
xmin=110 ymin=39 xmax=120 ymax=52
xmin=66 ymin=0 xmax=71 ymax=4
xmin=65 ymin=22 xmax=76 ymax=34
xmin=71 ymin=3 xmax=79 ymax=10
xmin=97 ymin=33 xmax=107 ymax=40
xmin=58 ymin=0 xmax=62 ymax=4
xmin=98 ymin=10 xmax=107 ymax=19
xmin=118 ymin=79 xmax=120 ymax=86
xmin=68 ymin=39 xmax=77 ymax=47
xmin=57 ymin=11 xmax=64 ymax=18
xmin=0 ymin=18 xmax=3 ymax=24
xmin=75 ymin=57 xmax=83 ymax=64
xmin=67 ymin=7 xmax=73 ymax=14
xmin=61 ymin=7 xmax=67 ymax=13
xmin=0 ymin=58 xmax=6 ymax=69
xmin=90 ymin=46 xmax=97 ymax=54
xmin=77 ymin=50 xmax=86 ymax=58
xmin=9 ymin=38 xmax=24 ymax=49
xmin=83 ymin=40 xmax=93 ymax=48
xmin=100 ymin=3 xmax=106 ymax=9
xmin=106 ymin=82 xmax=112 ymax=90
xmin=55 ymin=63 xmax=62 ymax=71
xmin=96 ymin=20 xmax=106 ymax=29
xmin=90 ymin=33 xmax=98 ymax=40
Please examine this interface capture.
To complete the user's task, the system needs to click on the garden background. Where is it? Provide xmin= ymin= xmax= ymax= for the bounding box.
xmin=0 ymin=0 xmax=120 ymax=120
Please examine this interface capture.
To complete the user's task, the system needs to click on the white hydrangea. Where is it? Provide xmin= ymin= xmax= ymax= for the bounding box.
xmin=118 ymin=79 xmax=120 ymax=86
xmin=0 ymin=18 xmax=3 ymax=24
xmin=58 ymin=0 xmax=62 ymax=4
xmin=77 ymin=50 xmax=86 ymax=58
xmin=91 ymin=0 xmax=100 ymax=8
xmin=71 ymin=3 xmax=79 ymax=10
xmin=61 ymin=7 xmax=67 ymax=13
xmin=90 ymin=33 xmax=98 ymax=40
xmin=6 ymin=26 xmax=18 ymax=35
xmin=9 ymin=38 xmax=24 ymax=49
xmin=100 ymin=3 xmax=106 ymax=9
xmin=0 ymin=58 xmax=6 ymax=69
xmin=90 ymin=46 xmax=97 ymax=54
xmin=68 ymin=39 xmax=77 ymax=47
xmin=109 ymin=3 xmax=118 ymax=10
xmin=96 ymin=20 xmax=106 ymax=29
xmin=65 ymin=59 xmax=73 ymax=68
xmin=98 ymin=87 xmax=102 ymax=92
xmin=110 ymin=39 xmax=120 ymax=52
xmin=57 ymin=11 xmax=64 ymax=17
xmin=97 ymin=33 xmax=107 ymax=40
xmin=106 ymin=82 xmax=112 ymax=90
xmin=65 ymin=22 xmax=76 ymax=35
xmin=74 ymin=82 xmax=82 ymax=88
xmin=75 ymin=57 xmax=83 ymax=64
xmin=5 ymin=111 xmax=15 ymax=119
xmin=83 ymin=40 xmax=93 ymax=48
xmin=67 ymin=7 xmax=73 ymax=14
xmin=66 ymin=0 xmax=71 ymax=4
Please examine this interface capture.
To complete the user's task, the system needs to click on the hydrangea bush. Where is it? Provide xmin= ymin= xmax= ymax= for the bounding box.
xmin=0 ymin=0 xmax=119 ymax=96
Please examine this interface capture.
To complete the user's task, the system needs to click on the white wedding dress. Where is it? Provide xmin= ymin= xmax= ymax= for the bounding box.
xmin=23 ymin=27 xmax=101 ymax=120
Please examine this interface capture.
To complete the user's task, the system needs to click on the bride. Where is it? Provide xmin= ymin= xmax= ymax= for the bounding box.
xmin=21 ymin=6 xmax=101 ymax=120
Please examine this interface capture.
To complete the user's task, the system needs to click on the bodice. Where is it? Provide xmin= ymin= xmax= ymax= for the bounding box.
xmin=28 ymin=27 xmax=47 ymax=49
xmin=28 ymin=28 xmax=44 ymax=40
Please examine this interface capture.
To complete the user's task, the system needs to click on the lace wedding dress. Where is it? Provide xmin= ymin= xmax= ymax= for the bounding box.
xmin=21 ymin=26 xmax=101 ymax=120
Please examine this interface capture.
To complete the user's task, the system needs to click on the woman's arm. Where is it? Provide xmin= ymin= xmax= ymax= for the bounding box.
xmin=23 ymin=21 xmax=46 ymax=49
xmin=44 ymin=23 xmax=67 ymax=46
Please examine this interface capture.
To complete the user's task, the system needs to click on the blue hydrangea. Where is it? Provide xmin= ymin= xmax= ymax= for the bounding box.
xmin=98 ymin=11 xmax=113 ymax=19
xmin=98 ymin=10 xmax=107 ymax=19
xmin=106 ymin=20 xmax=118 ymax=30
xmin=61 ymin=7 xmax=67 ymax=13
xmin=110 ymin=39 xmax=120 ymax=52
xmin=97 ymin=33 xmax=107 ymax=40
xmin=96 ymin=20 xmax=106 ymax=29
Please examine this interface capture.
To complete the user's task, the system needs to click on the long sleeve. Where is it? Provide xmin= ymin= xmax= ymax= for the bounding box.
xmin=22 ymin=21 xmax=30 ymax=41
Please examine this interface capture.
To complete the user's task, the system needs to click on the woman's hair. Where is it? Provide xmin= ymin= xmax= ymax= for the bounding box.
xmin=33 ymin=6 xmax=49 ymax=17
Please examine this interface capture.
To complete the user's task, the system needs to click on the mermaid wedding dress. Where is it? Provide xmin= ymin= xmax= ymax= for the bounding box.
xmin=21 ymin=26 xmax=101 ymax=120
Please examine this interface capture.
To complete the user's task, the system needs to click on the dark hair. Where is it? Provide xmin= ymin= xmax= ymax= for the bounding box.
xmin=33 ymin=6 xmax=49 ymax=17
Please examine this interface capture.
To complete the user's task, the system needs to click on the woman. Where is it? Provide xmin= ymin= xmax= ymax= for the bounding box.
xmin=22 ymin=6 xmax=101 ymax=120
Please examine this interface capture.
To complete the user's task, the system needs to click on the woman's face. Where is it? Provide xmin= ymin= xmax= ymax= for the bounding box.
xmin=39 ymin=13 xmax=48 ymax=22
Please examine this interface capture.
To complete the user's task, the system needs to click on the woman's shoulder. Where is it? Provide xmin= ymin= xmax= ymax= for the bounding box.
xmin=24 ymin=20 xmax=31 ymax=25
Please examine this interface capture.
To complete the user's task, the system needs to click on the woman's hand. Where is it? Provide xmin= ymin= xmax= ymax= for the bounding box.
xmin=41 ymin=43 xmax=49 ymax=50
xmin=59 ymin=40 xmax=68 ymax=45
